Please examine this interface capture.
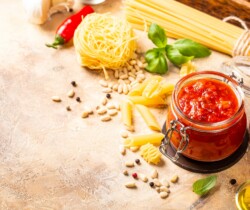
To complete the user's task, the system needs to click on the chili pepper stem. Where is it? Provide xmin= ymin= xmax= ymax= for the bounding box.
xmin=46 ymin=35 xmax=65 ymax=49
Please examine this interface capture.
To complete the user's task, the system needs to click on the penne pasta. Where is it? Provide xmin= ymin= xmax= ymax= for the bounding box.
xmin=121 ymin=99 xmax=133 ymax=129
xmin=128 ymin=78 xmax=150 ymax=96
xmin=128 ymin=95 xmax=167 ymax=107
xmin=135 ymin=104 xmax=161 ymax=131
xmin=124 ymin=133 xmax=165 ymax=147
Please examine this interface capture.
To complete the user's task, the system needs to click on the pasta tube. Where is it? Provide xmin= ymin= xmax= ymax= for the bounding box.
xmin=128 ymin=95 xmax=167 ymax=107
xmin=124 ymin=133 xmax=165 ymax=147
xmin=121 ymin=99 xmax=133 ymax=129
xmin=135 ymin=104 xmax=161 ymax=131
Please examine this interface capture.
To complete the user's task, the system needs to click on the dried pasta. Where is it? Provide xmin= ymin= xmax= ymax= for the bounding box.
xmin=140 ymin=143 xmax=162 ymax=165
xmin=121 ymin=100 xmax=133 ymax=129
xmin=74 ymin=13 xmax=137 ymax=79
xmin=135 ymin=104 xmax=161 ymax=131
xmin=180 ymin=61 xmax=196 ymax=77
xmin=124 ymin=133 xmax=165 ymax=147
xmin=128 ymin=95 xmax=167 ymax=107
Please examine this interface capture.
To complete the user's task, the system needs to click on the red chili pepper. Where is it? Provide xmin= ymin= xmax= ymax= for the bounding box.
xmin=46 ymin=6 xmax=94 ymax=49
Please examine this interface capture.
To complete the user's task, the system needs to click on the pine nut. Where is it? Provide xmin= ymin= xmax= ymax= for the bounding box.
xmin=67 ymin=90 xmax=75 ymax=98
xmin=153 ymin=178 xmax=161 ymax=187
xmin=156 ymin=187 xmax=161 ymax=193
xmin=125 ymin=161 xmax=134 ymax=167
xmin=126 ymin=125 xmax=134 ymax=132
xmin=102 ymin=97 xmax=107 ymax=106
xmin=127 ymin=65 xmax=133 ymax=71
xmin=130 ymin=146 xmax=139 ymax=152
xmin=118 ymin=79 xmax=124 ymax=84
xmin=51 ymin=96 xmax=61 ymax=102
xmin=123 ymin=84 xmax=129 ymax=95
xmin=120 ymin=131 xmax=128 ymax=138
xmin=136 ymin=70 xmax=144 ymax=75
xmin=128 ymin=76 xmax=135 ymax=82
xmin=131 ymin=68 xmax=136 ymax=74
xmin=125 ymin=182 xmax=136 ymax=188
xmin=107 ymin=103 xmax=115 ymax=109
xmin=100 ymin=115 xmax=111 ymax=122
xmin=160 ymin=186 xmax=169 ymax=192
xmin=99 ymin=79 xmax=108 ymax=87
xmin=134 ymin=65 xmax=140 ymax=71
xmin=151 ymin=169 xmax=158 ymax=179
xmin=123 ymin=68 xmax=128 ymax=75
xmin=120 ymin=74 xmax=128 ymax=80
xmin=128 ymin=72 xmax=136 ymax=78
xmin=114 ymin=102 xmax=120 ymax=110
xmin=119 ymin=145 xmax=126 ymax=155
xmin=161 ymin=178 xmax=170 ymax=187
xmin=108 ymin=109 xmax=117 ymax=116
xmin=137 ymin=60 xmax=143 ymax=68
xmin=112 ymin=84 xmax=118 ymax=91
xmin=97 ymin=107 xmax=107 ymax=115
xmin=102 ymin=88 xmax=112 ymax=93
xmin=81 ymin=111 xmax=89 ymax=118
xmin=123 ymin=170 xmax=129 ymax=176
xmin=138 ymin=173 xmax=148 ymax=182
xmin=124 ymin=79 xmax=131 ymax=85
xmin=108 ymin=82 xmax=113 ymax=89
xmin=118 ymin=84 xmax=123 ymax=94
xmin=170 ymin=175 xmax=179 ymax=183
xmin=114 ymin=70 xmax=119 ymax=79
xmin=143 ymin=63 xmax=147 ymax=68
xmin=130 ymin=60 xmax=137 ymax=65
xmin=160 ymin=192 xmax=169 ymax=199
xmin=85 ymin=106 xmax=93 ymax=114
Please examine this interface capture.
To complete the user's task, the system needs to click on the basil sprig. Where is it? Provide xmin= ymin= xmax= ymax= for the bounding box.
xmin=145 ymin=23 xmax=211 ymax=74
xmin=192 ymin=175 xmax=217 ymax=196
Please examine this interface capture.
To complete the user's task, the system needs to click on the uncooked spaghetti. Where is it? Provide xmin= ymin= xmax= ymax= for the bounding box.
xmin=74 ymin=13 xmax=137 ymax=79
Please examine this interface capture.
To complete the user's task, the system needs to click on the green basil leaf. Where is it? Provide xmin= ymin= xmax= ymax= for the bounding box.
xmin=148 ymin=23 xmax=167 ymax=48
xmin=166 ymin=45 xmax=193 ymax=66
xmin=173 ymin=39 xmax=211 ymax=58
xmin=193 ymin=175 xmax=217 ymax=196
xmin=145 ymin=48 xmax=168 ymax=74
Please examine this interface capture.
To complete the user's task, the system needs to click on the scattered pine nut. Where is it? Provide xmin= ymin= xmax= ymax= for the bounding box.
xmin=121 ymin=131 xmax=128 ymax=138
xmin=125 ymin=182 xmax=136 ymax=188
xmin=67 ymin=90 xmax=75 ymax=98
xmin=156 ymin=187 xmax=161 ymax=193
xmin=161 ymin=178 xmax=170 ymax=187
xmin=100 ymin=115 xmax=111 ymax=122
xmin=123 ymin=170 xmax=129 ymax=176
xmin=160 ymin=192 xmax=169 ymax=199
xmin=151 ymin=169 xmax=158 ymax=179
xmin=107 ymin=103 xmax=116 ymax=109
xmin=138 ymin=173 xmax=148 ymax=182
xmin=102 ymin=97 xmax=108 ymax=106
xmin=81 ymin=111 xmax=89 ymax=118
xmin=125 ymin=161 xmax=134 ymax=167
xmin=97 ymin=107 xmax=107 ymax=115
xmin=99 ymin=79 xmax=108 ymax=87
xmin=160 ymin=186 xmax=169 ymax=192
xmin=170 ymin=175 xmax=179 ymax=183
xmin=108 ymin=109 xmax=118 ymax=116
xmin=102 ymin=88 xmax=112 ymax=93
xmin=51 ymin=96 xmax=61 ymax=102
xmin=130 ymin=146 xmax=139 ymax=152
xmin=119 ymin=145 xmax=126 ymax=156
xmin=153 ymin=178 xmax=161 ymax=187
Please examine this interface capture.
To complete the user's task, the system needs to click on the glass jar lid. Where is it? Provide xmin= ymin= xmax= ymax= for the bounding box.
xmin=222 ymin=56 xmax=250 ymax=96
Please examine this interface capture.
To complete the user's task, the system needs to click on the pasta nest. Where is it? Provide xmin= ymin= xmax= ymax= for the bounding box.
xmin=74 ymin=13 xmax=137 ymax=77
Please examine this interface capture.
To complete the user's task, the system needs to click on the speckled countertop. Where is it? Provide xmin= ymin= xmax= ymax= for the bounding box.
xmin=0 ymin=0 xmax=249 ymax=210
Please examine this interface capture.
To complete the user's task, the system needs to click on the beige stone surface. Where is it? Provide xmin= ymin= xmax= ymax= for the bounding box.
xmin=0 ymin=0 xmax=249 ymax=210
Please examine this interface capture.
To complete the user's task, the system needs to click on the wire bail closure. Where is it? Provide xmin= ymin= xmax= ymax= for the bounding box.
xmin=160 ymin=119 xmax=189 ymax=162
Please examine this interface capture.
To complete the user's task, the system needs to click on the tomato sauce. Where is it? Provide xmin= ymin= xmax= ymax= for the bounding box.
xmin=177 ymin=78 xmax=238 ymax=123
xmin=166 ymin=72 xmax=247 ymax=162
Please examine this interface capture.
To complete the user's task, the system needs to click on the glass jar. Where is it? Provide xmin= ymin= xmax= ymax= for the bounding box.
xmin=235 ymin=180 xmax=250 ymax=210
xmin=161 ymin=70 xmax=247 ymax=162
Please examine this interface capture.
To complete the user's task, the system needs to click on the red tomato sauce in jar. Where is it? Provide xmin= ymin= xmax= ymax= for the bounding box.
xmin=166 ymin=71 xmax=247 ymax=162
xmin=178 ymin=78 xmax=238 ymax=123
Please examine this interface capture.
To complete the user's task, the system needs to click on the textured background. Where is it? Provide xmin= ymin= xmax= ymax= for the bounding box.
xmin=0 ymin=0 xmax=249 ymax=209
